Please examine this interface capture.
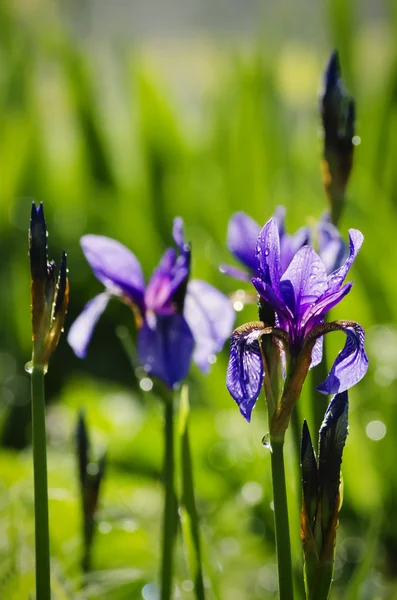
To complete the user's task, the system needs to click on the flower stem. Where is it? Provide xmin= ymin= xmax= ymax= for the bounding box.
xmin=178 ymin=386 xmax=206 ymax=600
xmin=31 ymin=365 xmax=51 ymax=600
xmin=160 ymin=393 xmax=177 ymax=600
xmin=270 ymin=436 xmax=294 ymax=600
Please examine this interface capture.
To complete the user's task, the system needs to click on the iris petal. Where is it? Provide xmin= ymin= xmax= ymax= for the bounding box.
xmin=81 ymin=235 xmax=145 ymax=308
xmin=138 ymin=313 xmax=195 ymax=388
xmin=227 ymin=212 xmax=260 ymax=273
xmin=280 ymin=246 xmax=327 ymax=315
xmin=326 ymin=229 xmax=363 ymax=293
xmin=184 ymin=279 xmax=235 ymax=373
xmin=256 ymin=218 xmax=282 ymax=292
xmin=226 ymin=324 xmax=264 ymax=422
xmin=317 ymin=323 xmax=368 ymax=394
xmin=67 ymin=293 xmax=110 ymax=358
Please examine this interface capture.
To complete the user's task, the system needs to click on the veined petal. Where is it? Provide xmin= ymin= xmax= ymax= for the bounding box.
xmin=280 ymin=246 xmax=327 ymax=315
xmin=280 ymin=227 xmax=311 ymax=274
xmin=326 ymin=229 xmax=363 ymax=293
xmin=301 ymin=282 xmax=352 ymax=331
xmin=68 ymin=293 xmax=110 ymax=358
xmin=184 ymin=279 xmax=235 ymax=373
xmin=138 ymin=313 xmax=195 ymax=388
xmin=310 ymin=335 xmax=324 ymax=369
xmin=226 ymin=323 xmax=264 ymax=422
xmin=145 ymin=247 xmax=189 ymax=314
xmin=252 ymin=277 xmax=291 ymax=326
xmin=256 ymin=218 xmax=282 ymax=292
xmin=219 ymin=264 xmax=252 ymax=281
xmin=227 ymin=212 xmax=260 ymax=273
xmin=81 ymin=235 xmax=145 ymax=308
xmin=318 ymin=215 xmax=348 ymax=274
xmin=317 ymin=323 xmax=368 ymax=394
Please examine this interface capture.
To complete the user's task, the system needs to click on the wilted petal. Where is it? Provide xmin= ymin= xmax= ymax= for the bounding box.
xmin=326 ymin=229 xmax=363 ymax=293
xmin=227 ymin=212 xmax=260 ymax=273
xmin=256 ymin=218 xmax=282 ymax=292
xmin=138 ymin=313 xmax=194 ymax=388
xmin=184 ymin=279 xmax=235 ymax=373
xmin=317 ymin=323 xmax=368 ymax=394
xmin=81 ymin=235 xmax=145 ymax=308
xmin=318 ymin=216 xmax=348 ymax=274
xmin=280 ymin=247 xmax=327 ymax=315
xmin=226 ymin=323 xmax=264 ymax=422
xmin=68 ymin=293 xmax=110 ymax=359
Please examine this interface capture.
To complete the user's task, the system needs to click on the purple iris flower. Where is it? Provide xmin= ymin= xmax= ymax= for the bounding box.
xmin=68 ymin=218 xmax=235 ymax=388
xmin=220 ymin=207 xmax=310 ymax=282
xmin=227 ymin=217 xmax=368 ymax=421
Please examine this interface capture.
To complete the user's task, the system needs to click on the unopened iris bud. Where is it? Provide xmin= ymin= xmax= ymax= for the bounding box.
xmin=300 ymin=391 xmax=349 ymax=599
xmin=29 ymin=202 xmax=69 ymax=370
xmin=75 ymin=410 xmax=106 ymax=571
xmin=320 ymin=51 xmax=356 ymax=226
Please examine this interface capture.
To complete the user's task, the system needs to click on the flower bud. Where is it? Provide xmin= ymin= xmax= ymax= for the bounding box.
xmin=29 ymin=203 xmax=69 ymax=369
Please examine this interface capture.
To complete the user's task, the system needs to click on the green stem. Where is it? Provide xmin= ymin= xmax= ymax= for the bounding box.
xmin=31 ymin=366 xmax=51 ymax=600
xmin=270 ymin=437 xmax=294 ymax=600
xmin=179 ymin=386 xmax=205 ymax=600
xmin=160 ymin=394 xmax=177 ymax=600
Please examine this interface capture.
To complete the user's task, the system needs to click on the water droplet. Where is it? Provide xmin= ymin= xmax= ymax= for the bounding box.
xmin=264 ymin=249 xmax=270 ymax=257
xmin=24 ymin=361 xmax=33 ymax=374
xmin=352 ymin=135 xmax=361 ymax=146
xmin=139 ymin=377 xmax=153 ymax=392
xmin=261 ymin=433 xmax=271 ymax=448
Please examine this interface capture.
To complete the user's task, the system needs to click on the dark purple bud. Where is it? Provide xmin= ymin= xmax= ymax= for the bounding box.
xmin=318 ymin=391 xmax=349 ymax=538
xmin=301 ymin=420 xmax=319 ymax=528
xmin=320 ymin=52 xmax=356 ymax=225
xmin=54 ymin=251 xmax=68 ymax=318
xmin=29 ymin=202 xmax=47 ymax=281
xmin=76 ymin=410 xmax=90 ymax=489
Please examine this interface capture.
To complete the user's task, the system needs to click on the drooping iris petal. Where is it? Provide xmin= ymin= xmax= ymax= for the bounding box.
xmin=256 ymin=218 xmax=282 ymax=292
xmin=67 ymin=293 xmax=110 ymax=358
xmin=317 ymin=323 xmax=368 ymax=394
xmin=183 ymin=279 xmax=235 ymax=373
xmin=318 ymin=216 xmax=348 ymax=274
xmin=138 ymin=313 xmax=195 ymax=388
xmin=326 ymin=229 xmax=363 ymax=293
xmin=310 ymin=335 xmax=324 ymax=368
xmin=226 ymin=324 xmax=264 ymax=422
xmin=227 ymin=212 xmax=260 ymax=272
xmin=280 ymin=246 xmax=328 ymax=315
xmin=81 ymin=235 xmax=145 ymax=309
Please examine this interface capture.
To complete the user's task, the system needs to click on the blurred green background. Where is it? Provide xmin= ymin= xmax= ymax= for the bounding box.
xmin=1 ymin=0 xmax=397 ymax=598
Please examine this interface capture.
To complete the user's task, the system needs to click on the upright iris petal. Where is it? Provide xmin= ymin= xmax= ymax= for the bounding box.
xmin=221 ymin=207 xmax=310 ymax=283
xmin=69 ymin=218 xmax=235 ymax=389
